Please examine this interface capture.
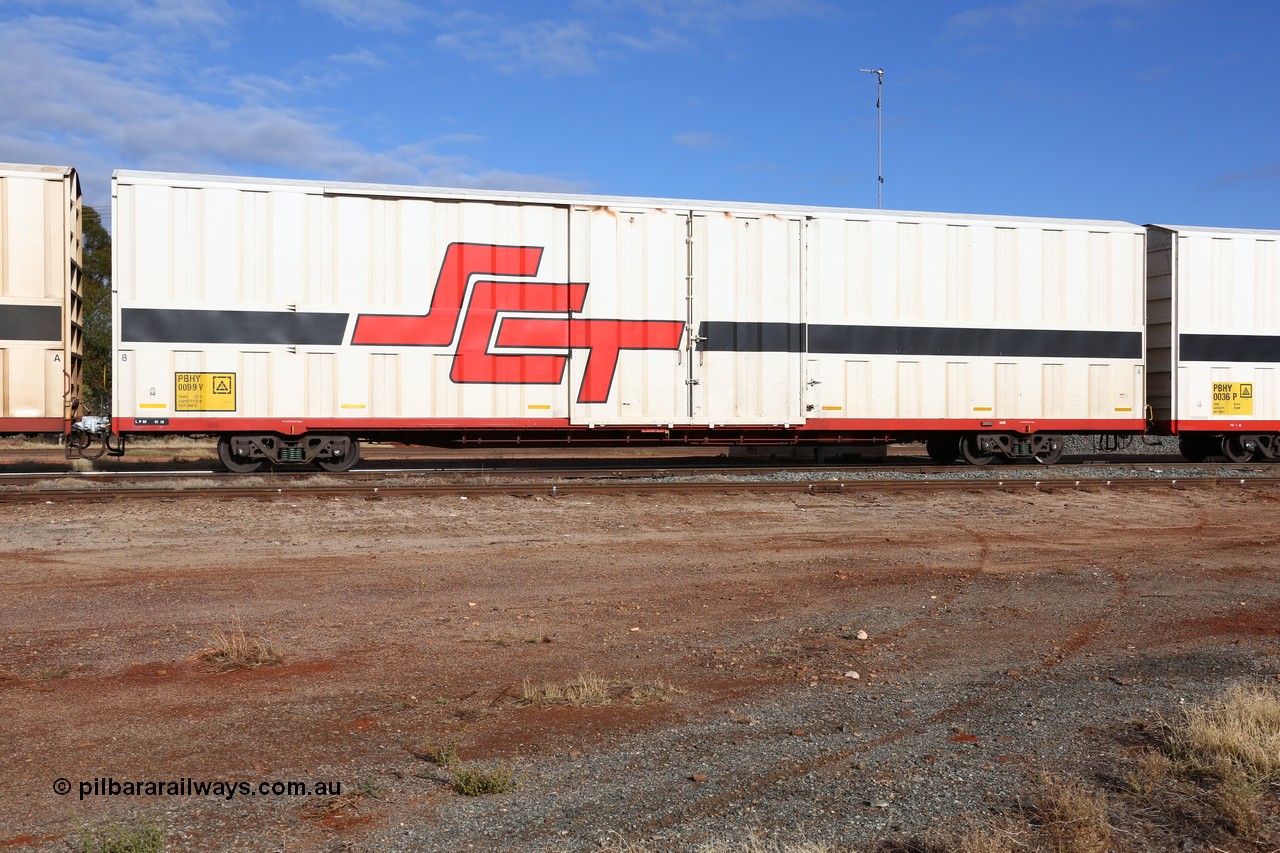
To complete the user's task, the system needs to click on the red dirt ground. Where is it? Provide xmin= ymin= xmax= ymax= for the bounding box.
xmin=1 ymin=470 xmax=1279 ymax=850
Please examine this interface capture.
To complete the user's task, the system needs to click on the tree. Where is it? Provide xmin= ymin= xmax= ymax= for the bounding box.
xmin=81 ymin=205 xmax=111 ymax=414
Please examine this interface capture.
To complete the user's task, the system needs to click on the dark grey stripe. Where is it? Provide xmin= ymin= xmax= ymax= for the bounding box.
xmin=0 ymin=305 xmax=61 ymax=342
xmin=1180 ymin=333 xmax=1280 ymax=363
xmin=700 ymin=321 xmax=805 ymax=353
xmin=121 ymin=309 xmax=349 ymax=345
xmin=699 ymin=321 xmax=1142 ymax=360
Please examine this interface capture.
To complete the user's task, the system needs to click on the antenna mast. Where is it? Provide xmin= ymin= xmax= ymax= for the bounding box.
xmin=858 ymin=68 xmax=884 ymax=209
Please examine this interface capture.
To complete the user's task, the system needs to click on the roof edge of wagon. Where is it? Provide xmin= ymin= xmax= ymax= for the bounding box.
xmin=1147 ymin=223 xmax=1280 ymax=238
xmin=111 ymin=168 xmax=1144 ymax=232
xmin=0 ymin=162 xmax=77 ymax=180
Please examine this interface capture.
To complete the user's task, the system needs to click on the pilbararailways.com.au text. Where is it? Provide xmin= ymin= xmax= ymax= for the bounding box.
xmin=54 ymin=776 xmax=342 ymax=801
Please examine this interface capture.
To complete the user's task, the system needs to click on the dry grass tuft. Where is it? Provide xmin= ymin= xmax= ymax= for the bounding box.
xmin=520 ymin=672 xmax=614 ymax=707
xmin=198 ymin=618 xmax=282 ymax=673
xmin=77 ymin=818 xmax=165 ymax=853
xmin=625 ymin=681 xmax=686 ymax=704
xmin=1209 ymin=770 xmax=1265 ymax=838
xmin=1122 ymin=749 xmax=1174 ymax=796
xmin=419 ymin=732 xmax=460 ymax=768
xmin=1167 ymin=682 xmax=1280 ymax=783
xmin=1028 ymin=777 xmax=1111 ymax=853
xmin=696 ymin=840 xmax=842 ymax=853
xmin=596 ymin=834 xmax=850 ymax=853
xmin=314 ymin=775 xmax=384 ymax=816
xmin=901 ymin=822 xmax=1024 ymax=853
xmin=519 ymin=673 xmax=684 ymax=708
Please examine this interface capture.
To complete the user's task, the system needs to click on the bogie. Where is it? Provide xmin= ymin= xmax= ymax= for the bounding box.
xmin=217 ymin=436 xmax=266 ymax=474
xmin=1176 ymin=433 xmax=1280 ymax=464
xmin=959 ymin=435 xmax=997 ymax=466
xmin=1221 ymin=434 xmax=1258 ymax=464
xmin=216 ymin=434 xmax=360 ymax=472
xmin=954 ymin=432 xmax=1067 ymax=466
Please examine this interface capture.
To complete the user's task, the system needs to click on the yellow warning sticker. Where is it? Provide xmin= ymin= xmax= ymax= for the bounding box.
xmin=175 ymin=372 xmax=236 ymax=412
xmin=1211 ymin=382 xmax=1253 ymax=416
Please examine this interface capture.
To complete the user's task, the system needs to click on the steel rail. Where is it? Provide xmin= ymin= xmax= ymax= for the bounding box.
xmin=4 ymin=474 xmax=1278 ymax=504
xmin=0 ymin=457 xmax=1251 ymax=487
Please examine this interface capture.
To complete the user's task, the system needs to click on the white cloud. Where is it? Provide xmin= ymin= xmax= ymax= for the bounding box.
xmin=674 ymin=131 xmax=727 ymax=151
xmin=125 ymin=0 xmax=237 ymax=31
xmin=940 ymin=0 xmax=1157 ymax=44
xmin=579 ymin=0 xmax=834 ymax=30
xmin=1215 ymin=162 xmax=1280 ymax=188
xmin=436 ymin=18 xmax=600 ymax=76
xmin=329 ymin=48 xmax=391 ymax=68
xmin=301 ymin=0 xmax=428 ymax=32
xmin=435 ymin=0 xmax=835 ymax=76
xmin=0 ymin=5 xmax=576 ymax=208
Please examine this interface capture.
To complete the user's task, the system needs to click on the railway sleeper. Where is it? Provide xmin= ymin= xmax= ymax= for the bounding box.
xmin=217 ymin=433 xmax=361 ymax=473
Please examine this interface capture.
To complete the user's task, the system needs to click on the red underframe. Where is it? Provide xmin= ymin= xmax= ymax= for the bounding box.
xmin=117 ymin=416 xmax=1146 ymax=443
xmin=1166 ymin=420 xmax=1280 ymax=434
xmin=0 ymin=418 xmax=70 ymax=434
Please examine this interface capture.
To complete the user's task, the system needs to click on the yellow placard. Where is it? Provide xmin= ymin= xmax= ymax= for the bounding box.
xmin=1211 ymin=382 xmax=1253 ymax=416
xmin=175 ymin=372 xmax=236 ymax=412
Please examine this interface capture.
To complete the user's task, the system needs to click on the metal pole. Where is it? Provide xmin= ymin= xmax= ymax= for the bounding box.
xmin=858 ymin=68 xmax=884 ymax=208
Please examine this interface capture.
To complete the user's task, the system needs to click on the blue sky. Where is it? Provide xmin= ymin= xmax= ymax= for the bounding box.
xmin=2 ymin=0 xmax=1277 ymax=230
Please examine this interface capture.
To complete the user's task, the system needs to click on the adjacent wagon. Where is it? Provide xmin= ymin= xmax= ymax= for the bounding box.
xmin=0 ymin=163 xmax=82 ymax=436
xmin=1147 ymin=224 xmax=1280 ymax=461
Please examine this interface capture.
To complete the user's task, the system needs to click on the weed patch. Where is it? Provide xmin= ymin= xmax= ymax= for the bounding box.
xmin=418 ymin=732 xmax=460 ymax=768
xmin=77 ymin=818 xmax=165 ymax=853
xmin=198 ymin=616 xmax=282 ymax=673
xmin=518 ymin=672 xmax=683 ymax=708
xmin=1167 ymin=682 xmax=1280 ymax=782
xmin=520 ymin=672 xmax=613 ymax=707
xmin=1028 ymin=777 xmax=1111 ymax=853
xmin=451 ymin=761 xmax=516 ymax=796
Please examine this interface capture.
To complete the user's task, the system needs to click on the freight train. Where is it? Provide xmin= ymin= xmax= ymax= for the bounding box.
xmin=1 ymin=161 xmax=1277 ymax=470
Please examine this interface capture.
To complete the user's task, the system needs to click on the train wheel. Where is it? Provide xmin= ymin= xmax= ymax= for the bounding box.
xmin=217 ymin=436 xmax=265 ymax=473
xmin=1032 ymin=436 xmax=1065 ymax=465
xmin=316 ymin=438 xmax=360 ymax=473
xmin=1221 ymin=435 xmax=1256 ymax=463
xmin=925 ymin=436 xmax=959 ymax=464
xmin=1178 ymin=434 xmax=1214 ymax=463
xmin=959 ymin=434 xmax=996 ymax=466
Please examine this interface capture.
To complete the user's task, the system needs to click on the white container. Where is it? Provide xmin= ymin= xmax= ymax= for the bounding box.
xmin=112 ymin=170 xmax=1146 ymax=458
xmin=1148 ymin=224 xmax=1280 ymax=444
xmin=802 ymin=211 xmax=1147 ymax=434
xmin=0 ymin=163 xmax=81 ymax=432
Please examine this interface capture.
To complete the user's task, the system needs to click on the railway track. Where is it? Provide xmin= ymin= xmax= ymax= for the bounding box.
xmin=1 ymin=459 xmax=1278 ymax=502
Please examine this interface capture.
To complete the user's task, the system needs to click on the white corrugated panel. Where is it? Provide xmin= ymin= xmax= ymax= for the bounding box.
xmin=115 ymin=172 xmax=582 ymax=423
xmin=690 ymin=211 xmax=803 ymax=425
xmin=804 ymin=213 xmax=1146 ymax=426
xmin=1155 ymin=224 xmax=1280 ymax=425
xmin=0 ymin=163 xmax=79 ymax=425
xmin=567 ymin=205 xmax=689 ymax=425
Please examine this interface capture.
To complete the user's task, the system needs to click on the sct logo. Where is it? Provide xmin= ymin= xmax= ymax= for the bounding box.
xmin=353 ymin=243 xmax=685 ymax=404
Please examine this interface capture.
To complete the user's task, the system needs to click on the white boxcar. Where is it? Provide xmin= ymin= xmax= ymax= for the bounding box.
xmin=0 ymin=163 xmax=81 ymax=434
xmin=1147 ymin=224 xmax=1280 ymax=461
xmin=112 ymin=170 xmax=1145 ymax=469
